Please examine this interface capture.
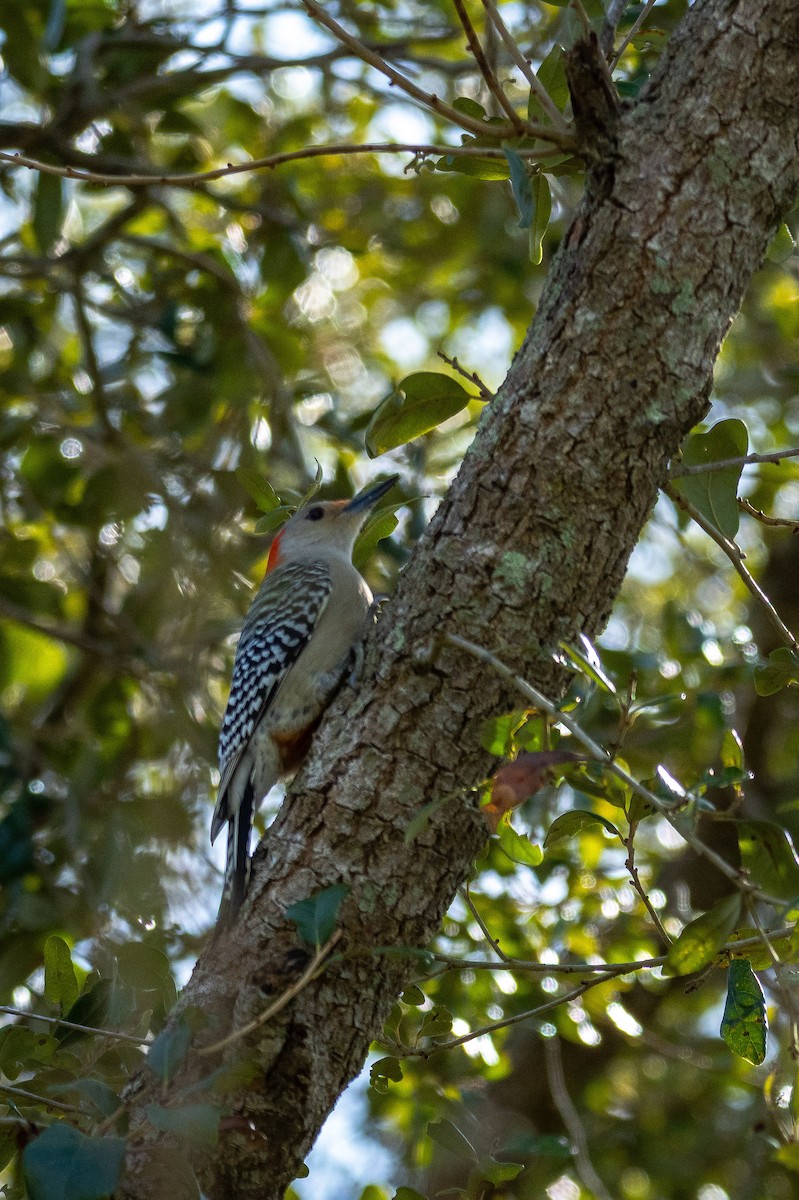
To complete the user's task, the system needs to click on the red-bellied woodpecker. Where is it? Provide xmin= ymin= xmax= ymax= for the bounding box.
xmin=211 ymin=475 xmax=399 ymax=925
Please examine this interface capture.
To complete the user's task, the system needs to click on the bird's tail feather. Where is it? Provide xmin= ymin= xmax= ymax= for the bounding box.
xmin=215 ymin=779 xmax=254 ymax=930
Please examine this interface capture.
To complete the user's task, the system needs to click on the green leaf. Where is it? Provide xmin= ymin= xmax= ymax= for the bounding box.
xmin=528 ymin=172 xmax=552 ymax=264
xmin=286 ymin=883 xmax=349 ymax=945
xmin=737 ymin=819 xmax=799 ymax=899
xmin=434 ymin=154 xmax=510 ymax=181
xmin=754 ymin=647 xmax=799 ymax=696
xmin=44 ymin=936 xmax=79 ymax=1013
xmin=567 ymin=763 xmax=630 ymax=809
xmin=480 ymin=711 xmax=528 ymax=756
xmin=59 ymin=979 xmax=135 ymax=1046
xmin=474 ymin=1155 xmax=524 ymax=1185
xmin=32 ymin=173 xmax=64 ymax=254
xmin=530 ymin=46 xmax=569 ymax=118
xmin=23 ymin=1123 xmax=125 ymax=1200
xmin=254 ymin=506 xmax=293 ymax=534
xmin=236 ymin=469 xmax=280 ymax=513
xmin=116 ymin=942 xmax=171 ymax=991
xmin=720 ymin=959 xmax=767 ymax=1065
xmin=145 ymin=1102 xmax=221 ymax=1147
xmin=298 ymin=461 xmax=324 ymax=507
xmin=663 ymin=894 xmax=741 ymax=977
xmin=394 ymin=1189 xmax=430 ymax=1200
xmin=452 ymin=97 xmax=487 ymax=121
xmin=365 ymin=373 xmax=471 ymax=457
xmin=672 ymin=418 xmax=748 ymax=538
xmin=544 ymin=809 xmax=620 ymax=849
xmin=401 ymin=984 xmax=425 ymax=1006
xmin=503 ymin=147 xmax=534 ymax=229
xmin=147 ymin=1013 xmax=191 ymax=1084
xmin=720 ymin=728 xmax=744 ymax=770
xmin=766 ymin=223 xmax=796 ymax=264
xmin=0 ymin=1027 xmax=58 ymax=1080
xmin=353 ymin=502 xmax=403 ymax=570
xmin=427 ymin=1119 xmax=478 ymax=1162
xmin=525 ymin=1134 xmax=572 ymax=1157
xmin=369 ymin=1056 xmax=403 ymax=1093
xmin=727 ymin=925 xmax=799 ymax=970
xmin=558 ymin=637 xmax=617 ymax=695
xmin=419 ymin=1005 xmax=453 ymax=1038
xmin=49 ymin=1080 xmax=120 ymax=1119
xmin=628 ymin=791 xmax=656 ymax=824
xmin=496 ymin=812 xmax=543 ymax=867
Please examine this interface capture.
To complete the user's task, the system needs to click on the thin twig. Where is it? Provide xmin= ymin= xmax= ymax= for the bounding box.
xmin=436 ymin=350 xmax=493 ymax=400
xmin=666 ymin=483 xmax=799 ymax=655
xmin=0 ymin=1115 xmax=51 ymax=1128
xmin=0 ymin=140 xmax=570 ymax=189
xmin=384 ymin=926 xmax=797 ymax=1057
xmin=571 ymin=0 xmax=618 ymax=94
xmin=197 ymin=930 xmax=342 ymax=1058
xmin=0 ymin=1083 xmax=80 ymax=1115
xmin=387 ymin=967 xmax=622 ymax=1057
xmin=480 ymin=0 xmax=571 ymax=132
xmin=545 ymin=1036 xmax=615 ymax=1200
xmin=0 ymin=1005 xmax=149 ymax=1045
xmin=623 ymin=826 xmax=671 ymax=947
xmin=670 ymin=446 xmax=799 ymax=476
xmin=301 ymin=0 xmax=527 ymax=141
xmin=426 ymin=927 xmax=795 ymax=976
xmin=451 ymin=0 xmax=526 ymax=132
xmin=609 ymin=0 xmax=659 ymax=71
xmin=600 ymin=0 xmax=629 ymax=57
xmin=570 ymin=0 xmax=593 ymax=38
xmin=459 ymin=886 xmax=509 ymax=961
xmin=738 ymin=498 xmax=799 ymax=531
xmin=445 ymin=633 xmax=777 ymax=900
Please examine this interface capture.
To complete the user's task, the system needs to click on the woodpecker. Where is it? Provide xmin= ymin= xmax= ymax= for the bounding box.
xmin=211 ymin=475 xmax=399 ymax=925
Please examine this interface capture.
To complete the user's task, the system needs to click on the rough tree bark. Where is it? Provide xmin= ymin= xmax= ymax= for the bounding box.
xmin=118 ymin=1 xmax=799 ymax=1196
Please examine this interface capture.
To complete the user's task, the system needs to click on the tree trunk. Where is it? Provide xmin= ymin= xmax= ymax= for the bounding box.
xmin=118 ymin=1 xmax=799 ymax=1195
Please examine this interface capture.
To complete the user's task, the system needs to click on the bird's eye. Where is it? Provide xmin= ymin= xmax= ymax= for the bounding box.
xmin=306 ymin=506 xmax=324 ymax=521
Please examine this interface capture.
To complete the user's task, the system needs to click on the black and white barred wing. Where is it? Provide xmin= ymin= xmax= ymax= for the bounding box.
xmin=211 ymin=559 xmax=331 ymax=842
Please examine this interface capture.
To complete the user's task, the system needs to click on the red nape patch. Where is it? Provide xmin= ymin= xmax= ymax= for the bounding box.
xmin=266 ymin=528 xmax=285 ymax=574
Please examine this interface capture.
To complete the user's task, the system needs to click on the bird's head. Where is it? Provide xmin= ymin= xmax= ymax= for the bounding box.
xmin=266 ymin=474 xmax=399 ymax=571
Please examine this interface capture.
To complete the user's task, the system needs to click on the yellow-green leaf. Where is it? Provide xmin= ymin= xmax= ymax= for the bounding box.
xmin=720 ymin=959 xmax=767 ymax=1065
xmin=754 ymin=647 xmax=799 ymax=697
xmin=43 ymin=936 xmax=79 ymax=1014
xmin=544 ymin=809 xmax=620 ymax=849
xmin=738 ymin=819 xmax=799 ymax=899
xmin=663 ymin=894 xmax=741 ymax=976
xmin=496 ymin=811 xmax=543 ymax=867
xmin=365 ymin=373 xmax=470 ymax=457
xmin=529 ymin=173 xmax=552 ymax=265
xmin=672 ymin=418 xmax=748 ymax=538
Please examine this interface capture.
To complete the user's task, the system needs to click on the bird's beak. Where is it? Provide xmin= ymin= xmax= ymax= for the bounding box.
xmin=342 ymin=474 xmax=399 ymax=515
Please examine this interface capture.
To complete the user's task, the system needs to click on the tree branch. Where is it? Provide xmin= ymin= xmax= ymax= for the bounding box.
xmin=0 ymin=140 xmax=569 ymax=189
xmin=670 ymin=445 xmax=799 ymax=475
xmin=451 ymin=0 xmax=526 ymax=132
xmin=480 ymin=0 xmax=572 ymax=133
